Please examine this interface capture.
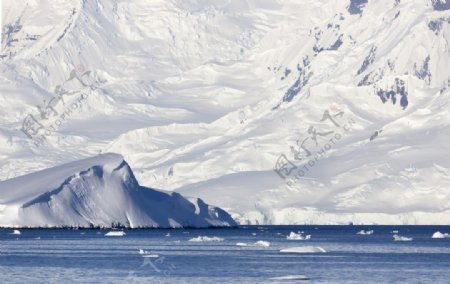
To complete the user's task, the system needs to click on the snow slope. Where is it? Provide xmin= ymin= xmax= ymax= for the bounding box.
xmin=1 ymin=0 xmax=450 ymax=224
xmin=0 ymin=153 xmax=236 ymax=228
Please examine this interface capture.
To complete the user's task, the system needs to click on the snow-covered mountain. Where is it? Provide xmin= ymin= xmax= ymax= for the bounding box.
xmin=0 ymin=153 xmax=236 ymax=228
xmin=1 ymin=0 xmax=450 ymax=225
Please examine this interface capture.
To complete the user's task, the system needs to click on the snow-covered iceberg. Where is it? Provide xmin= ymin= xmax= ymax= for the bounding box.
xmin=0 ymin=153 xmax=236 ymax=228
xmin=286 ymin=231 xmax=311 ymax=240
xmin=432 ymin=231 xmax=450 ymax=239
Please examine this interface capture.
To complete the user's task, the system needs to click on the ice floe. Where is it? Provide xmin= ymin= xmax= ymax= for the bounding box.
xmin=236 ymin=241 xmax=270 ymax=247
xmin=189 ymin=236 xmax=224 ymax=242
xmin=356 ymin=230 xmax=374 ymax=235
xmin=105 ymin=231 xmax=126 ymax=237
xmin=393 ymin=234 xmax=412 ymax=241
xmin=254 ymin=241 xmax=270 ymax=247
xmin=280 ymin=246 xmax=327 ymax=253
xmin=286 ymin=231 xmax=311 ymax=240
xmin=270 ymin=275 xmax=310 ymax=281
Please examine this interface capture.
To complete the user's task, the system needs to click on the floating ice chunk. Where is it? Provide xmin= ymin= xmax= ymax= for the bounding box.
xmin=139 ymin=249 xmax=159 ymax=257
xmin=280 ymin=246 xmax=327 ymax=253
xmin=142 ymin=254 xmax=160 ymax=258
xmin=165 ymin=233 xmax=171 ymax=237
xmin=251 ymin=233 xmax=257 ymax=236
xmin=357 ymin=230 xmax=374 ymax=235
xmin=10 ymin=230 xmax=21 ymax=235
xmin=393 ymin=234 xmax=412 ymax=241
xmin=35 ymin=237 xmax=41 ymax=240
xmin=286 ymin=231 xmax=311 ymax=240
xmin=189 ymin=236 xmax=224 ymax=242
xmin=432 ymin=231 xmax=450 ymax=239
xmin=105 ymin=231 xmax=126 ymax=237
xmin=236 ymin=241 xmax=270 ymax=247
xmin=392 ymin=230 xmax=399 ymax=234
xmin=270 ymin=275 xmax=310 ymax=281
xmin=254 ymin=240 xmax=270 ymax=247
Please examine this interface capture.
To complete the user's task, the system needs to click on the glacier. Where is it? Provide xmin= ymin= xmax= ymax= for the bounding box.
xmin=1 ymin=0 xmax=450 ymax=225
xmin=0 ymin=153 xmax=236 ymax=228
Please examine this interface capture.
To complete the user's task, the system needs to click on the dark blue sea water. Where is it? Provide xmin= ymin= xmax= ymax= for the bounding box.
xmin=1 ymin=226 xmax=450 ymax=283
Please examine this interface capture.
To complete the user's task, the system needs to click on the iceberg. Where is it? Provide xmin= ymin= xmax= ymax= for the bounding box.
xmin=105 ymin=231 xmax=126 ymax=237
xmin=188 ymin=236 xmax=224 ymax=242
xmin=0 ymin=153 xmax=236 ymax=228
xmin=236 ymin=241 xmax=270 ymax=247
xmin=10 ymin=230 xmax=21 ymax=235
xmin=356 ymin=230 xmax=374 ymax=235
xmin=393 ymin=234 xmax=413 ymax=241
xmin=254 ymin=240 xmax=270 ymax=247
xmin=432 ymin=231 xmax=450 ymax=239
xmin=286 ymin=231 xmax=311 ymax=240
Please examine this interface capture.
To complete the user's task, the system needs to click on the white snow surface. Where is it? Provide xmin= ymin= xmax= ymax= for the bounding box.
xmin=1 ymin=0 xmax=450 ymax=225
xmin=0 ymin=153 xmax=236 ymax=228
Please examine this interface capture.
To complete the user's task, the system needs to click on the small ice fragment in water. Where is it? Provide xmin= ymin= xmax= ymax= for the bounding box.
xmin=270 ymin=275 xmax=310 ymax=281
xmin=105 ymin=231 xmax=126 ymax=237
xmin=10 ymin=230 xmax=21 ymax=235
xmin=393 ymin=234 xmax=412 ymax=241
xmin=139 ymin=249 xmax=159 ymax=258
xmin=189 ymin=236 xmax=224 ymax=242
xmin=356 ymin=230 xmax=374 ymax=235
xmin=254 ymin=240 xmax=270 ymax=247
xmin=286 ymin=231 xmax=311 ymax=240
xmin=280 ymin=246 xmax=327 ymax=253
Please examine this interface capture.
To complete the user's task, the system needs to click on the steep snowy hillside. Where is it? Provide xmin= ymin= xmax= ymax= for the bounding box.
xmin=0 ymin=153 xmax=236 ymax=228
xmin=1 ymin=0 xmax=450 ymax=224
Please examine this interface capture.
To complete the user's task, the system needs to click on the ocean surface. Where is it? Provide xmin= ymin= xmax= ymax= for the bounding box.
xmin=1 ymin=225 xmax=450 ymax=283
